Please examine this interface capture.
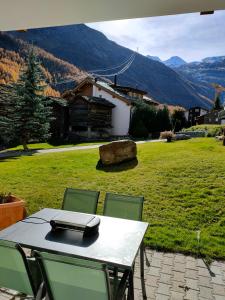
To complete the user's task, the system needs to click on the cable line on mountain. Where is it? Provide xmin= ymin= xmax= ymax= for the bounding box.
xmin=86 ymin=52 xmax=135 ymax=73
xmin=50 ymin=51 xmax=137 ymax=86
xmin=90 ymin=52 xmax=136 ymax=77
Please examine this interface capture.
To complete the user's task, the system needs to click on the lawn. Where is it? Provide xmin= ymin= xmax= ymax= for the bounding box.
xmin=0 ymin=138 xmax=225 ymax=259
xmin=1 ymin=141 xmax=107 ymax=152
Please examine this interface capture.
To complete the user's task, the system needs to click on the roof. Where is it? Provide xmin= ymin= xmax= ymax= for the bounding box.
xmin=94 ymin=80 xmax=134 ymax=104
xmin=82 ymin=95 xmax=115 ymax=108
xmin=196 ymin=109 xmax=221 ymax=119
xmin=110 ymin=84 xmax=147 ymax=95
xmin=189 ymin=106 xmax=209 ymax=111
xmin=158 ymin=104 xmax=186 ymax=114
xmin=143 ymin=95 xmax=159 ymax=106
xmin=73 ymin=77 xmax=158 ymax=106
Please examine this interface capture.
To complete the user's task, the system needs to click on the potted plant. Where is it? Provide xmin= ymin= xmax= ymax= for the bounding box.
xmin=0 ymin=193 xmax=26 ymax=230
xmin=160 ymin=131 xmax=175 ymax=142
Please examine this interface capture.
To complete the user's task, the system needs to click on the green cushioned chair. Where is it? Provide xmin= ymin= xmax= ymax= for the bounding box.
xmin=34 ymin=251 xmax=129 ymax=300
xmin=62 ymin=188 xmax=100 ymax=214
xmin=103 ymin=192 xmax=147 ymax=299
xmin=0 ymin=240 xmax=43 ymax=300
xmin=103 ymin=193 xmax=144 ymax=221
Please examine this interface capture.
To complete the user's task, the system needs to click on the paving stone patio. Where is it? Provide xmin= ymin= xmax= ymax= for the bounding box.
xmin=1 ymin=249 xmax=225 ymax=300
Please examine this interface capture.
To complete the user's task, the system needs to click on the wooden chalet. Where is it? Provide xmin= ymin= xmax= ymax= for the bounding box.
xmin=63 ymin=93 xmax=115 ymax=139
xmin=63 ymin=77 xmax=159 ymax=138
xmin=49 ymin=97 xmax=69 ymax=141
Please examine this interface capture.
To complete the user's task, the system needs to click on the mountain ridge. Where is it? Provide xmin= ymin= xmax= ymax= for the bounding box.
xmin=8 ymin=24 xmax=211 ymax=109
xmin=0 ymin=31 xmax=87 ymax=92
xmin=173 ymin=56 xmax=225 ymax=102
xmin=164 ymin=56 xmax=187 ymax=68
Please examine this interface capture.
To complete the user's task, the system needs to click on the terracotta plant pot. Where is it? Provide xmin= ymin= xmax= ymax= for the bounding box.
xmin=0 ymin=195 xmax=26 ymax=230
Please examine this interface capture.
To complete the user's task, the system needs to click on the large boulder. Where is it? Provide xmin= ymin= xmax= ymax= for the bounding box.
xmin=99 ymin=140 xmax=137 ymax=166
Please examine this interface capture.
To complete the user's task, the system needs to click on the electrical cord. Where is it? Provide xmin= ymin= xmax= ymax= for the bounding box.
xmin=20 ymin=217 xmax=50 ymax=224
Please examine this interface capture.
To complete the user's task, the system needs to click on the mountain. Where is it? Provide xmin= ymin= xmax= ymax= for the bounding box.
xmin=164 ymin=56 xmax=187 ymax=68
xmin=175 ymin=56 xmax=225 ymax=102
xmin=202 ymin=56 xmax=225 ymax=64
xmin=8 ymin=24 xmax=211 ymax=109
xmin=147 ymin=55 xmax=161 ymax=62
xmin=0 ymin=32 xmax=86 ymax=93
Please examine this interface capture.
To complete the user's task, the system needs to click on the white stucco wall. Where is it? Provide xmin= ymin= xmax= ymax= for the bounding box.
xmin=200 ymin=109 xmax=208 ymax=116
xmin=93 ymin=86 xmax=131 ymax=136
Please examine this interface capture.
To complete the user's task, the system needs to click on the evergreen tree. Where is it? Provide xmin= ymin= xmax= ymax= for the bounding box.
xmin=130 ymin=100 xmax=157 ymax=134
xmin=156 ymin=106 xmax=171 ymax=132
xmin=171 ymin=107 xmax=187 ymax=132
xmin=0 ymin=85 xmax=16 ymax=145
xmin=213 ymin=95 xmax=222 ymax=110
xmin=12 ymin=49 xmax=53 ymax=150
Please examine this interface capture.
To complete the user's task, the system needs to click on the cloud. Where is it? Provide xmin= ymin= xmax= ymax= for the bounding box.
xmin=87 ymin=11 xmax=225 ymax=62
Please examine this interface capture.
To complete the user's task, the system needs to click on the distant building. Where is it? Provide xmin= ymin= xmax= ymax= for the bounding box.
xmin=219 ymin=109 xmax=225 ymax=125
xmin=196 ymin=110 xmax=221 ymax=125
xmin=186 ymin=106 xmax=209 ymax=126
xmin=63 ymin=77 xmax=158 ymax=138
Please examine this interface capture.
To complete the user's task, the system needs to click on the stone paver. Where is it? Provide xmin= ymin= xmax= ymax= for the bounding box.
xmin=1 ymin=249 xmax=225 ymax=299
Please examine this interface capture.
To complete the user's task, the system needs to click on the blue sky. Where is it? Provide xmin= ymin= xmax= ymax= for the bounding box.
xmin=88 ymin=10 xmax=225 ymax=63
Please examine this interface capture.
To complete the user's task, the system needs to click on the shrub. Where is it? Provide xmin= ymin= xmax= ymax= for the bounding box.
xmin=157 ymin=106 xmax=171 ymax=132
xmin=129 ymin=101 xmax=171 ymax=138
xmin=130 ymin=118 xmax=149 ymax=138
xmin=160 ymin=131 xmax=175 ymax=142
xmin=171 ymin=107 xmax=188 ymax=132
xmin=183 ymin=125 xmax=225 ymax=137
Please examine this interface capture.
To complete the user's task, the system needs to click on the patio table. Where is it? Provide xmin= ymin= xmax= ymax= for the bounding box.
xmin=0 ymin=208 xmax=148 ymax=299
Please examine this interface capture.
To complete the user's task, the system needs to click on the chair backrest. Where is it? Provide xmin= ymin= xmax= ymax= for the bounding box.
xmin=103 ymin=193 xmax=144 ymax=221
xmin=35 ymin=251 xmax=112 ymax=300
xmin=0 ymin=240 xmax=35 ymax=296
xmin=62 ymin=188 xmax=100 ymax=214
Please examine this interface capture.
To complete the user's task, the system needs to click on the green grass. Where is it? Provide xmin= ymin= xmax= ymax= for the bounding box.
xmin=1 ymin=141 xmax=107 ymax=152
xmin=1 ymin=138 xmax=225 ymax=259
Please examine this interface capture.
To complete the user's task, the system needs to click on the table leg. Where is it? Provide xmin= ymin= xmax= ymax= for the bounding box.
xmin=127 ymin=269 xmax=134 ymax=300
xmin=140 ymin=242 xmax=147 ymax=300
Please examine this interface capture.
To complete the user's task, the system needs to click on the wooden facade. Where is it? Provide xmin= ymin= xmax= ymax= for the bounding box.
xmin=50 ymin=98 xmax=69 ymax=141
xmin=65 ymin=95 xmax=115 ymax=139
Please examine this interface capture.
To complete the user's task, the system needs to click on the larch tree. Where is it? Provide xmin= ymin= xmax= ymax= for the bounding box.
xmin=12 ymin=48 xmax=53 ymax=150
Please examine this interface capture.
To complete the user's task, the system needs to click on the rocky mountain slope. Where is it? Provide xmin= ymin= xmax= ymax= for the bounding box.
xmin=174 ymin=57 xmax=225 ymax=102
xmin=8 ymin=24 xmax=211 ymax=109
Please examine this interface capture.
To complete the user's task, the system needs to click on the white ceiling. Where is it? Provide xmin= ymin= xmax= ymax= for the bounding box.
xmin=1 ymin=0 xmax=225 ymax=31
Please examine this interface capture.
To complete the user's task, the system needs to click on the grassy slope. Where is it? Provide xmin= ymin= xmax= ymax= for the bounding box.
xmin=0 ymin=138 xmax=225 ymax=259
